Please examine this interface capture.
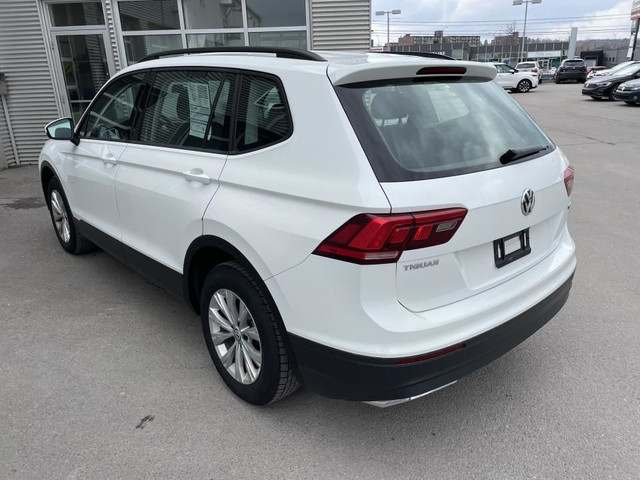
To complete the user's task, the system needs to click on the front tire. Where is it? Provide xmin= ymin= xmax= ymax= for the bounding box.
xmin=201 ymin=262 xmax=299 ymax=405
xmin=517 ymin=79 xmax=532 ymax=93
xmin=608 ymin=86 xmax=619 ymax=101
xmin=624 ymin=101 xmax=638 ymax=105
xmin=46 ymin=177 xmax=95 ymax=254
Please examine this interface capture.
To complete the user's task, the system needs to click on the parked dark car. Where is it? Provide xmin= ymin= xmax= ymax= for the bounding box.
xmin=554 ymin=59 xmax=587 ymax=83
xmin=613 ymin=78 xmax=640 ymax=104
xmin=582 ymin=63 xmax=640 ymax=101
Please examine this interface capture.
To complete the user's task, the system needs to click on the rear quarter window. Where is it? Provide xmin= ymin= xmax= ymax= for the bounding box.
xmin=235 ymin=74 xmax=292 ymax=153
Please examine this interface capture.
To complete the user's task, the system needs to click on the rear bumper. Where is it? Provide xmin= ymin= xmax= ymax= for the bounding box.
xmin=556 ymin=72 xmax=586 ymax=80
xmin=290 ymin=272 xmax=574 ymax=402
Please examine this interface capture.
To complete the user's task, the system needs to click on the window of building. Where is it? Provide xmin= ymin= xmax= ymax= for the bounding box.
xmin=123 ymin=35 xmax=183 ymax=63
xmin=116 ymin=0 xmax=309 ymax=65
xmin=248 ymin=31 xmax=307 ymax=49
xmin=81 ymin=73 xmax=146 ymax=140
xmin=245 ymin=0 xmax=306 ymax=28
xmin=186 ymin=33 xmax=245 ymax=49
xmin=138 ymin=70 xmax=235 ymax=151
xmin=182 ymin=0 xmax=243 ymax=29
xmin=50 ymin=2 xmax=105 ymax=26
xmin=118 ymin=1 xmax=180 ymax=30
xmin=235 ymin=74 xmax=292 ymax=152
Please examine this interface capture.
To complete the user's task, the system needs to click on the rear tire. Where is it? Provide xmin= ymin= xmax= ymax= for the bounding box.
xmin=200 ymin=262 xmax=299 ymax=405
xmin=554 ymin=78 xmax=561 ymax=84
xmin=46 ymin=177 xmax=95 ymax=254
xmin=517 ymin=79 xmax=532 ymax=93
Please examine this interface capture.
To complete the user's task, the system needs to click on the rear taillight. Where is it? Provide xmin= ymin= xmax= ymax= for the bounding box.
xmin=313 ymin=208 xmax=467 ymax=265
xmin=564 ymin=165 xmax=575 ymax=196
xmin=532 ymin=68 xmax=538 ymax=73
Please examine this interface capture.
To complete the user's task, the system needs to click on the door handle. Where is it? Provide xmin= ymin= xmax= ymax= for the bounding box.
xmin=102 ymin=153 xmax=118 ymax=165
xmin=182 ymin=169 xmax=211 ymax=185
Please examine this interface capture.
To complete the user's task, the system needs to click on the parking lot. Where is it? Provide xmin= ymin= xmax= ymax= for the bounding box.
xmin=1 ymin=82 xmax=638 ymax=479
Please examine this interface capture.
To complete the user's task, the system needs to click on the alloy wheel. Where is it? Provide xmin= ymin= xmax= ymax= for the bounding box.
xmin=50 ymin=190 xmax=71 ymax=243
xmin=518 ymin=80 xmax=531 ymax=93
xmin=208 ymin=289 xmax=262 ymax=385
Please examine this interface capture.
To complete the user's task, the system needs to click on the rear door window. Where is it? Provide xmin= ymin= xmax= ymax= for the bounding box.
xmin=235 ymin=74 xmax=292 ymax=152
xmin=138 ymin=70 xmax=235 ymax=151
xmin=336 ymin=78 xmax=553 ymax=182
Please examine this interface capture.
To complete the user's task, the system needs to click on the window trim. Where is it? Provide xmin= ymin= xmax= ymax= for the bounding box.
xmin=74 ymin=66 xmax=293 ymax=155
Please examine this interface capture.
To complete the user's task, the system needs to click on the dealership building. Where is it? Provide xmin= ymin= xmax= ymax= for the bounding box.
xmin=0 ymin=0 xmax=371 ymax=167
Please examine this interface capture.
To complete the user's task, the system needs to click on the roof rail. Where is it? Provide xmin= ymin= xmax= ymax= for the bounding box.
xmin=138 ymin=46 xmax=326 ymax=63
xmin=381 ymin=51 xmax=456 ymax=61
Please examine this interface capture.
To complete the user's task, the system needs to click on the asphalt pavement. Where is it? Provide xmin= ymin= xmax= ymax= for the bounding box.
xmin=1 ymin=82 xmax=639 ymax=479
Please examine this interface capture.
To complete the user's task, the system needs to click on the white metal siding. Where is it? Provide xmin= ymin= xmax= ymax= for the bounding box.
xmin=310 ymin=0 xmax=370 ymax=51
xmin=0 ymin=0 xmax=60 ymax=166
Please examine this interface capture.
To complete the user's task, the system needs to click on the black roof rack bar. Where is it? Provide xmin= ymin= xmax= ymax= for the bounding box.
xmin=381 ymin=51 xmax=456 ymax=61
xmin=138 ymin=46 xmax=326 ymax=63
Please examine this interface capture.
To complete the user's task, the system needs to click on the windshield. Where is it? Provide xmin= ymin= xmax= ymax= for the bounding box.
xmin=336 ymin=78 xmax=554 ymax=182
xmin=611 ymin=61 xmax=635 ymax=73
xmin=612 ymin=64 xmax=640 ymax=76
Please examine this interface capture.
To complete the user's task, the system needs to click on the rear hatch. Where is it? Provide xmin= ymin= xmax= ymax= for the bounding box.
xmin=562 ymin=60 xmax=586 ymax=73
xmin=332 ymin=57 xmax=572 ymax=312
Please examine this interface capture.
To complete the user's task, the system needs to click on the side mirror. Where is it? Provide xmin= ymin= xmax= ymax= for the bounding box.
xmin=45 ymin=117 xmax=79 ymax=145
xmin=511 ymin=69 xmax=518 ymax=74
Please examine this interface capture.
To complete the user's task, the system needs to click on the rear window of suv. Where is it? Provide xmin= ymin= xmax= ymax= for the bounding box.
xmin=336 ymin=78 xmax=553 ymax=182
xmin=517 ymin=63 xmax=536 ymax=69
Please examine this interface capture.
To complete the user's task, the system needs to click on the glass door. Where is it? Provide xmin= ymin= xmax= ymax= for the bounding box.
xmin=52 ymin=32 xmax=113 ymax=121
xmin=46 ymin=1 xmax=115 ymax=122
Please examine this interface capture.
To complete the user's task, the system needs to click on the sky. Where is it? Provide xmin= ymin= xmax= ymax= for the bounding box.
xmin=371 ymin=0 xmax=637 ymax=45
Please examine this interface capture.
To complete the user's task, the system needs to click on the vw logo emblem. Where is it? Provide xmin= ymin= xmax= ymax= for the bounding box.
xmin=521 ymin=189 xmax=535 ymax=216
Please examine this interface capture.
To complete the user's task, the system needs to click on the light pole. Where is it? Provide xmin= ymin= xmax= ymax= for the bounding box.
xmin=513 ymin=0 xmax=541 ymax=63
xmin=375 ymin=9 xmax=401 ymax=47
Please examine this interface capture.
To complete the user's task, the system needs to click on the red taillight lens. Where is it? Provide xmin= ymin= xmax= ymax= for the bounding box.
xmin=313 ymin=208 xmax=467 ymax=265
xmin=532 ymin=68 xmax=538 ymax=73
xmin=564 ymin=165 xmax=575 ymax=196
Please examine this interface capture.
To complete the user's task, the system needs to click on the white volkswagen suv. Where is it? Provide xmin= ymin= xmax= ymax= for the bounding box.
xmin=39 ymin=47 xmax=576 ymax=407
xmin=494 ymin=62 xmax=539 ymax=93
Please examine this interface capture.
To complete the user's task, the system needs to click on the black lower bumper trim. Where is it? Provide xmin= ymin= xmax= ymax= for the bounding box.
xmin=289 ymin=272 xmax=574 ymax=401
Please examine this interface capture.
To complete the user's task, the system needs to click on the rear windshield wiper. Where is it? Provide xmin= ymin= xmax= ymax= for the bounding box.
xmin=500 ymin=146 xmax=549 ymax=165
